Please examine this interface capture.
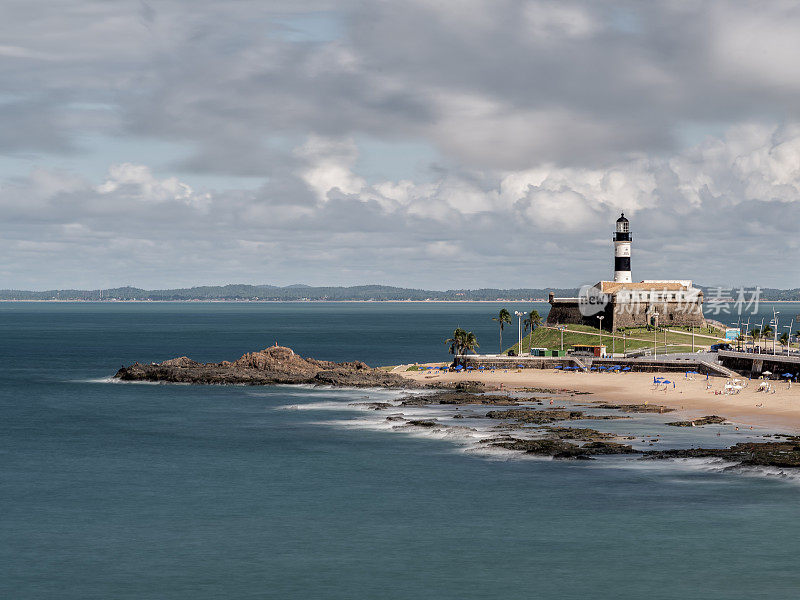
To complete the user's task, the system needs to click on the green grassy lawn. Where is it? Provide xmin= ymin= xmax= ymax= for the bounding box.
xmin=505 ymin=324 xmax=724 ymax=355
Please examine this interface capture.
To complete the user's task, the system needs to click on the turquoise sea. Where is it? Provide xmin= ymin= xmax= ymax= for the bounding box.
xmin=3 ymin=302 xmax=800 ymax=600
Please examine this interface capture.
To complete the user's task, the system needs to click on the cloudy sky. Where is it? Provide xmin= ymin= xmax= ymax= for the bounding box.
xmin=3 ymin=0 xmax=800 ymax=290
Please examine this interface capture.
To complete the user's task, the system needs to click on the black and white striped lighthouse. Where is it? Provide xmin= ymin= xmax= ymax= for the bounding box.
xmin=613 ymin=212 xmax=632 ymax=283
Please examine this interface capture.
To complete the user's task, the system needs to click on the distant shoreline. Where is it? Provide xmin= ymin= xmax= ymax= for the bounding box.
xmin=2 ymin=299 xmax=800 ymax=304
xmin=0 ymin=299 xmax=551 ymax=303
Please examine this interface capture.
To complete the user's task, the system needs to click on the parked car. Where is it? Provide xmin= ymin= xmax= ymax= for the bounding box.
xmin=710 ymin=343 xmax=734 ymax=352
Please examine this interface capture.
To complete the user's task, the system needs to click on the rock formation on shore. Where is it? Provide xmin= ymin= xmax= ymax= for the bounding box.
xmin=114 ymin=345 xmax=419 ymax=388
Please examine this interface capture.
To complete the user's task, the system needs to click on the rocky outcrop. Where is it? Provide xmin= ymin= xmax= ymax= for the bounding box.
xmin=400 ymin=390 xmax=522 ymax=406
xmin=484 ymin=408 xmax=625 ymax=424
xmin=489 ymin=436 xmax=636 ymax=459
xmin=592 ymin=403 xmax=675 ymax=413
xmin=114 ymin=346 xmax=420 ymax=388
xmin=665 ymin=415 xmax=727 ymax=427
xmin=644 ymin=442 xmax=800 ymax=468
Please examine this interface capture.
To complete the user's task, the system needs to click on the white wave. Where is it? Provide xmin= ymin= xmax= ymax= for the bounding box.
xmin=276 ymin=400 xmax=400 ymax=411
xmin=76 ymin=376 xmax=164 ymax=385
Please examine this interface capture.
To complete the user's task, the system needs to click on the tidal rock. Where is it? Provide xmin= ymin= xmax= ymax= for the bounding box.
xmin=645 ymin=442 xmax=800 ymax=468
xmin=593 ymin=403 xmax=675 ymax=413
xmin=666 ymin=415 xmax=727 ymax=427
xmin=400 ymin=390 xmax=522 ymax=407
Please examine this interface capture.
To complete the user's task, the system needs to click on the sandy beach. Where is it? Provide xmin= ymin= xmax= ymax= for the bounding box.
xmin=397 ymin=366 xmax=800 ymax=433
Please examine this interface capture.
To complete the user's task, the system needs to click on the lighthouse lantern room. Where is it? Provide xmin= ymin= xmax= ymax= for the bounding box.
xmin=613 ymin=213 xmax=632 ymax=283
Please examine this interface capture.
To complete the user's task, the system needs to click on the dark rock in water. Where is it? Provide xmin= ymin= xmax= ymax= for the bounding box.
xmin=485 ymin=409 xmax=586 ymax=424
xmin=350 ymin=402 xmax=395 ymax=410
xmin=579 ymin=441 xmax=637 ymax=455
xmin=666 ymin=415 xmax=727 ymax=427
xmin=483 ymin=408 xmax=624 ymax=424
xmin=400 ymin=390 xmax=522 ymax=407
xmin=114 ymin=346 xmax=421 ymax=388
xmin=406 ymin=419 xmax=439 ymax=428
xmin=427 ymin=380 xmax=487 ymax=393
xmin=489 ymin=437 xmax=635 ymax=458
xmin=645 ymin=442 xmax=800 ymax=468
xmin=544 ymin=427 xmax=617 ymax=441
xmin=593 ymin=403 xmax=675 ymax=413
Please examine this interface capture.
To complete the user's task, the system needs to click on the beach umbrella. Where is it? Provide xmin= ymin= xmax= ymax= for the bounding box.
xmin=661 ymin=380 xmax=672 ymax=384
xmin=517 ymin=364 xmax=524 ymax=368
xmin=554 ymin=365 xmax=562 ymax=370
xmin=623 ymin=366 xmax=631 ymax=372
xmin=762 ymin=371 xmax=772 ymax=376
xmin=466 ymin=366 xmax=474 ymax=370
xmin=455 ymin=365 xmax=464 ymax=371
xmin=782 ymin=373 xmax=793 ymax=378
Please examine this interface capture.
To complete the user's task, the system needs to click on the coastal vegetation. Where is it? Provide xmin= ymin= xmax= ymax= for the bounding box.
xmin=505 ymin=324 xmax=726 ymax=355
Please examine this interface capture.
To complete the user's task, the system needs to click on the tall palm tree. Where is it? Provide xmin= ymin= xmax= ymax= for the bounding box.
xmin=492 ymin=308 xmax=512 ymax=354
xmin=780 ymin=332 xmax=789 ymax=347
xmin=523 ymin=309 xmax=542 ymax=354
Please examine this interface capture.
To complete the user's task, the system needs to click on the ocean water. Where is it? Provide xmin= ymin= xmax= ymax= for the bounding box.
xmin=3 ymin=302 xmax=800 ymax=600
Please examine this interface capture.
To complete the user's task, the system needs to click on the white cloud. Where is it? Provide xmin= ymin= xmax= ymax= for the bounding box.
xmin=96 ymin=163 xmax=210 ymax=209
xmin=295 ymin=137 xmax=365 ymax=202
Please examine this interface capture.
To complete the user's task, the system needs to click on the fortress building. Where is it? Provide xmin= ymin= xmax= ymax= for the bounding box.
xmin=546 ymin=213 xmax=704 ymax=331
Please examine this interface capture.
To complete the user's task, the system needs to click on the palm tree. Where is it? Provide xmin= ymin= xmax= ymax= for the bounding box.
xmin=492 ymin=308 xmax=512 ymax=354
xmin=523 ymin=309 xmax=542 ymax=354
xmin=445 ymin=327 xmax=467 ymax=358
xmin=462 ymin=331 xmax=479 ymax=354
xmin=444 ymin=328 xmax=479 ymax=365
xmin=780 ymin=332 xmax=789 ymax=348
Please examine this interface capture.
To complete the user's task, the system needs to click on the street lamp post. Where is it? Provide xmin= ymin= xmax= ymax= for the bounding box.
xmin=514 ymin=311 xmax=524 ymax=356
xmin=597 ymin=316 xmax=604 ymax=357
xmin=784 ymin=326 xmax=791 ymax=356
xmin=652 ymin=312 xmax=659 ymax=358
xmin=772 ymin=309 xmax=780 ymax=355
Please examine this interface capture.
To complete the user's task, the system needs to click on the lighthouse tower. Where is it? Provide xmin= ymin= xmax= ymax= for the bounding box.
xmin=613 ymin=213 xmax=632 ymax=283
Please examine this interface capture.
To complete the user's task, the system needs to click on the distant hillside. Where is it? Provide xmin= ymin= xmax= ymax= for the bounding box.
xmin=1 ymin=284 xmax=797 ymax=302
xmin=0 ymin=285 xmax=578 ymax=302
